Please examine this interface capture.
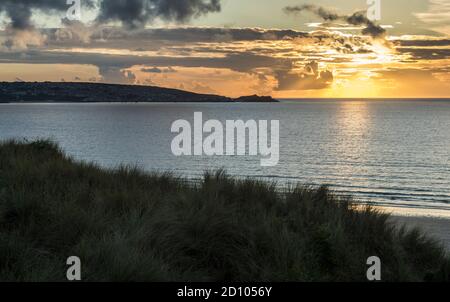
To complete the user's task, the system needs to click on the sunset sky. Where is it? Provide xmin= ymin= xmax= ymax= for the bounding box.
xmin=0 ymin=0 xmax=449 ymax=98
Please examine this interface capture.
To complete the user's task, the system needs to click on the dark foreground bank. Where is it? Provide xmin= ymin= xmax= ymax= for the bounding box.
xmin=0 ymin=140 xmax=448 ymax=282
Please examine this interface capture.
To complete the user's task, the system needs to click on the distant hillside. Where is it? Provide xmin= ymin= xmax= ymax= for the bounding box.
xmin=0 ymin=82 xmax=278 ymax=103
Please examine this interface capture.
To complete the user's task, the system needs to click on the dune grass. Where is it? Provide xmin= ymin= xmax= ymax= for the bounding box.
xmin=0 ymin=139 xmax=448 ymax=282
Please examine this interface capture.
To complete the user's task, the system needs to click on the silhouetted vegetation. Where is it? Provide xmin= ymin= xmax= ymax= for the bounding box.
xmin=0 ymin=140 xmax=448 ymax=281
xmin=0 ymin=82 xmax=278 ymax=103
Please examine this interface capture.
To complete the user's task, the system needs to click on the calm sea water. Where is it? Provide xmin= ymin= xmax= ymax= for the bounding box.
xmin=1 ymin=100 xmax=449 ymax=214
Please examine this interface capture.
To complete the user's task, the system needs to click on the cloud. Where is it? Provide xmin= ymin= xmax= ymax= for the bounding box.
xmin=0 ymin=45 xmax=291 ymax=88
xmin=285 ymin=4 xmax=340 ymax=22
xmin=98 ymin=66 xmax=137 ymax=84
xmin=141 ymin=66 xmax=177 ymax=73
xmin=17 ymin=25 xmax=375 ymax=58
xmin=0 ymin=48 xmax=289 ymax=77
xmin=275 ymin=61 xmax=333 ymax=91
xmin=398 ymin=48 xmax=450 ymax=60
xmin=131 ymin=66 xmax=278 ymax=97
xmin=1 ymin=28 xmax=46 ymax=50
xmin=40 ymin=26 xmax=315 ymax=53
xmin=397 ymin=38 xmax=450 ymax=47
xmin=415 ymin=0 xmax=450 ymax=36
xmin=189 ymin=81 xmax=218 ymax=94
xmin=0 ymin=0 xmax=96 ymax=50
xmin=57 ymin=18 xmax=93 ymax=44
xmin=284 ymin=4 xmax=387 ymax=39
xmin=0 ymin=0 xmax=96 ymax=30
xmin=0 ymin=0 xmax=223 ymax=32
xmin=96 ymin=0 xmax=222 ymax=28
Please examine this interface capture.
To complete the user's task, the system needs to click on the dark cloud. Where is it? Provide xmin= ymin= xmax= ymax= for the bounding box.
xmin=284 ymin=4 xmax=386 ymax=39
xmin=96 ymin=0 xmax=222 ymax=28
xmin=0 ymin=0 xmax=95 ymax=30
xmin=43 ymin=27 xmax=311 ymax=50
xmin=284 ymin=4 xmax=339 ymax=22
xmin=41 ymin=26 xmax=372 ymax=58
xmin=98 ymin=66 xmax=137 ymax=84
xmin=0 ymin=0 xmax=222 ymax=31
xmin=398 ymin=48 xmax=450 ymax=60
xmin=275 ymin=61 xmax=333 ymax=91
xmin=397 ymin=39 xmax=450 ymax=47
xmin=142 ymin=67 xmax=163 ymax=73
xmin=0 ymin=49 xmax=284 ymax=71
xmin=141 ymin=66 xmax=177 ymax=73
xmin=0 ymin=49 xmax=291 ymax=84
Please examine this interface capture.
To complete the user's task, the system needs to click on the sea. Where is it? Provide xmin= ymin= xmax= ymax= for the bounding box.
xmin=1 ymin=99 xmax=449 ymax=217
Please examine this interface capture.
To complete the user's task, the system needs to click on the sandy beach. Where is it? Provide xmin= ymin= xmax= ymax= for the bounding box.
xmin=390 ymin=215 xmax=450 ymax=252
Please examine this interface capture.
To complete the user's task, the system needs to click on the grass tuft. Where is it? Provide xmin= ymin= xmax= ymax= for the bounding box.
xmin=0 ymin=139 xmax=449 ymax=281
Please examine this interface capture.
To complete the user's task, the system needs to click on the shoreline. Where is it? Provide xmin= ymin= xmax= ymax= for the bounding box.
xmin=375 ymin=205 xmax=450 ymax=252
xmin=390 ymin=215 xmax=450 ymax=252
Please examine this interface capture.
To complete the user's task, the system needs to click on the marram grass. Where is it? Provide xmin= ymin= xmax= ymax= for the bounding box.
xmin=0 ymin=140 xmax=448 ymax=282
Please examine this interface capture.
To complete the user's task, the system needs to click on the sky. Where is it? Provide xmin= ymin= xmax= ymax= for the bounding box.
xmin=0 ymin=0 xmax=449 ymax=98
